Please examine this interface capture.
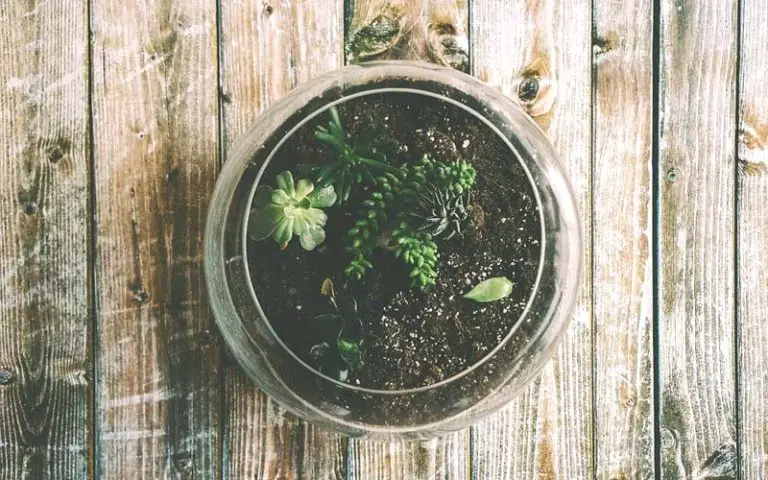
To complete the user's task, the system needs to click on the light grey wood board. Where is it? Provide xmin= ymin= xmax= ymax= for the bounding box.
xmin=90 ymin=0 xmax=221 ymax=476
xmin=218 ymin=0 xmax=348 ymax=478
xmin=737 ymin=0 xmax=768 ymax=477
xmin=469 ymin=0 xmax=593 ymax=477
xmin=658 ymin=0 xmax=739 ymax=477
xmin=592 ymin=0 xmax=655 ymax=477
xmin=0 ymin=1 xmax=91 ymax=479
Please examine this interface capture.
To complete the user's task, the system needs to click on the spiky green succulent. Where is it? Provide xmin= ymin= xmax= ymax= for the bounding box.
xmin=406 ymin=183 xmax=470 ymax=240
xmin=312 ymin=106 xmax=400 ymax=203
xmin=248 ymin=170 xmax=336 ymax=250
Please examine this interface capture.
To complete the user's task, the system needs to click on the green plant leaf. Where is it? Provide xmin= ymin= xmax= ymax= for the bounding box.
xmin=276 ymin=171 xmax=295 ymax=196
xmin=272 ymin=217 xmax=294 ymax=246
xmin=295 ymin=178 xmax=314 ymax=199
xmin=337 ymin=338 xmax=361 ymax=372
xmin=309 ymin=185 xmax=337 ymax=207
xmin=462 ymin=277 xmax=514 ymax=303
xmin=271 ymin=189 xmax=292 ymax=205
xmin=304 ymin=208 xmax=327 ymax=226
xmin=299 ymin=224 xmax=326 ymax=251
xmin=248 ymin=205 xmax=283 ymax=241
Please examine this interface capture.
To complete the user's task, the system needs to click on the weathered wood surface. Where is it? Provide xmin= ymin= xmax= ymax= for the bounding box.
xmin=658 ymin=0 xmax=739 ymax=477
xmin=218 ymin=0 xmax=348 ymax=478
xmin=2 ymin=0 xmax=768 ymax=477
xmin=737 ymin=0 xmax=768 ymax=477
xmin=0 ymin=1 xmax=90 ymax=478
xmin=470 ymin=0 xmax=593 ymax=477
xmin=91 ymin=0 xmax=221 ymax=477
xmin=344 ymin=1 xmax=471 ymax=478
xmin=592 ymin=0 xmax=655 ymax=477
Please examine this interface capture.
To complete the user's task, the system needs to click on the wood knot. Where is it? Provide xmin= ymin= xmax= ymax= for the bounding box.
xmin=426 ymin=22 xmax=469 ymax=72
xmin=513 ymin=58 xmax=556 ymax=118
xmin=23 ymin=202 xmax=38 ymax=216
xmin=262 ymin=1 xmax=273 ymax=17
xmin=593 ymin=31 xmax=621 ymax=57
xmin=345 ymin=12 xmax=403 ymax=63
xmin=0 ymin=370 xmax=14 ymax=385
xmin=666 ymin=168 xmax=679 ymax=183
xmin=172 ymin=451 xmax=194 ymax=474
xmin=132 ymin=290 xmax=150 ymax=304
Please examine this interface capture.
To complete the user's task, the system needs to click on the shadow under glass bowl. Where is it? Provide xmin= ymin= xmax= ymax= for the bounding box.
xmin=204 ymin=61 xmax=582 ymax=440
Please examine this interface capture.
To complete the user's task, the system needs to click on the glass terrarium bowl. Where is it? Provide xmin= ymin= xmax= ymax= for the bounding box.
xmin=204 ymin=61 xmax=581 ymax=439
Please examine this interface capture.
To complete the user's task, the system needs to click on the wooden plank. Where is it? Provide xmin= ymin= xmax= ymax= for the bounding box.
xmin=658 ymin=0 xmax=739 ymax=477
xmin=737 ymin=0 xmax=768 ymax=477
xmin=90 ymin=0 xmax=221 ymax=477
xmin=218 ymin=1 xmax=348 ymax=478
xmin=0 ymin=1 xmax=90 ymax=478
xmin=343 ymin=1 xmax=470 ymax=478
xmin=592 ymin=0 xmax=655 ymax=477
xmin=469 ymin=0 xmax=593 ymax=477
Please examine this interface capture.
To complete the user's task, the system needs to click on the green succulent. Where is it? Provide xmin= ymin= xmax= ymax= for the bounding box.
xmin=309 ymin=279 xmax=376 ymax=381
xmin=248 ymin=170 xmax=336 ymax=251
xmin=312 ymin=106 xmax=400 ymax=203
xmin=406 ymin=184 xmax=471 ymax=240
xmin=392 ymin=224 xmax=438 ymax=288
xmin=343 ymin=156 xmax=475 ymax=289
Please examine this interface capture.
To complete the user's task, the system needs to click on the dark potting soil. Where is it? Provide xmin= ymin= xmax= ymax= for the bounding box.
xmin=246 ymin=91 xmax=542 ymax=393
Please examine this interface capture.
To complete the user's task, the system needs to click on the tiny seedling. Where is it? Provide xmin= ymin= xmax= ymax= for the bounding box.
xmin=309 ymin=279 xmax=376 ymax=380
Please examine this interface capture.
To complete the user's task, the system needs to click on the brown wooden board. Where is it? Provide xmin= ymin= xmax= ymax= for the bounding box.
xmin=593 ymin=0 xmax=655 ymax=477
xmin=658 ymin=0 xmax=739 ymax=477
xmin=343 ymin=1 xmax=470 ymax=478
xmin=737 ymin=0 xmax=768 ymax=477
xmin=218 ymin=0 xmax=348 ymax=478
xmin=469 ymin=0 xmax=593 ymax=477
xmin=0 ymin=1 xmax=90 ymax=478
xmin=90 ymin=0 xmax=221 ymax=476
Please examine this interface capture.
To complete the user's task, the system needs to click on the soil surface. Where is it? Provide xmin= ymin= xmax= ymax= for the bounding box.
xmin=247 ymin=91 xmax=542 ymax=393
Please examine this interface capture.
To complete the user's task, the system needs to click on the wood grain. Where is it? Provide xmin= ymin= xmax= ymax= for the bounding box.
xmin=592 ymin=0 xmax=655 ymax=477
xmin=737 ymin=0 xmax=768 ymax=477
xmin=0 ymin=1 xmax=90 ymax=478
xmin=469 ymin=0 xmax=593 ymax=477
xmin=345 ymin=0 xmax=469 ymax=72
xmin=90 ymin=0 xmax=221 ymax=477
xmin=658 ymin=0 xmax=739 ymax=477
xmin=343 ymin=1 xmax=470 ymax=478
xmin=218 ymin=1 xmax=348 ymax=478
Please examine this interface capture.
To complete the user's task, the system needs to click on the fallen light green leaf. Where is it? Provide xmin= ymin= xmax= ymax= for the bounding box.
xmin=462 ymin=276 xmax=514 ymax=303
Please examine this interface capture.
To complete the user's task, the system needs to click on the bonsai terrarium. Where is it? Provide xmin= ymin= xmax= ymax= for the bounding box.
xmin=205 ymin=62 xmax=581 ymax=439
